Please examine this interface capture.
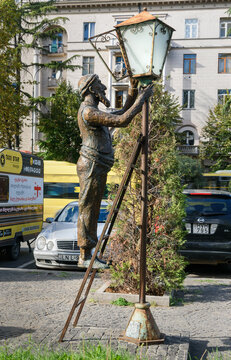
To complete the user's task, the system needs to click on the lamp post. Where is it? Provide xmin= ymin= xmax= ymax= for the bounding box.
xmin=89 ymin=8 xmax=174 ymax=345
xmin=114 ymin=9 xmax=174 ymax=345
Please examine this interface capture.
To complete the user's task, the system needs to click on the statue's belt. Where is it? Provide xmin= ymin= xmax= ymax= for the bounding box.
xmin=80 ymin=147 xmax=114 ymax=170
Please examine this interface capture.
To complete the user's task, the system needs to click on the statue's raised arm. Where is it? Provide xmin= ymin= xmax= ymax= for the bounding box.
xmin=77 ymin=74 xmax=152 ymax=269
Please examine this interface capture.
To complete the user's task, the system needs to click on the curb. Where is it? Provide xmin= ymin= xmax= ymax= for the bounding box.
xmin=90 ymin=281 xmax=171 ymax=306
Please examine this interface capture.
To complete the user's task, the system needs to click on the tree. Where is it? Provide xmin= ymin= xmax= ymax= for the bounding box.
xmin=200 ymin=96 xmax=231 ymax=171
xmin=0 ymin=0 xmax=29 ymax=148
xmin=106 ymin=82 xmax=187 ymax=296
xmin=37 ymin=81 xmax=81 ymax=163
xmin=0 ymin=0 xmax=79 ymax=149
xmin=176 ymin=155 xmax=204 ymax=188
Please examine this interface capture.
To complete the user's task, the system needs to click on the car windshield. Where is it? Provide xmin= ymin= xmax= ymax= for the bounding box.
xmin=57 ymin=204 xmax=79 ymax=222
xmin=186 ymin=196 xmax=231 ymax=216
xmin=56 ymin=204 xmax=109 ymax=223
xmin=98 ymin=207 xmax=108 ymax=223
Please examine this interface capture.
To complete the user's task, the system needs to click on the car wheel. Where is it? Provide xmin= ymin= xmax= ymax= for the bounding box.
xmin=7 ymin=242 xmax=21 ymax=260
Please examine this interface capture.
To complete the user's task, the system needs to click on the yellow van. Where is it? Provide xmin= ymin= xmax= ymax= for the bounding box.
xmin=43 ymin=160 xmax=120 ymax=220
xmin=0 ymin=148 xmax=43 ymax=259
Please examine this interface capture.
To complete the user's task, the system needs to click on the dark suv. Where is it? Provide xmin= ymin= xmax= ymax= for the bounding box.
xmin=180 ymin=189 xmax=231 ymax=265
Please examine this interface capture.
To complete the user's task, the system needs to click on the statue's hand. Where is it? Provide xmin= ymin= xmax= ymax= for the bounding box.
xmin=130 ymin=77 xmax=139 ymax=89
xmin=135 ymin=84 xmax=153 ymax=107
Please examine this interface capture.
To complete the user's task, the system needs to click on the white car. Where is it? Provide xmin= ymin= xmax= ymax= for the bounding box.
xmin=33 ymin=201 xmax=108 ymax=269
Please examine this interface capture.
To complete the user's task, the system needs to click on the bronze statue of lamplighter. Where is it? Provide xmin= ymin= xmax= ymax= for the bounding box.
xmin=77 ymin=73 xmax=152 ymax=269
xmin=59 ymin=9 xmax=173 ymax=345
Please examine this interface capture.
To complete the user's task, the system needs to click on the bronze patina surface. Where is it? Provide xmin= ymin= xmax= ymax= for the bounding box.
xmin=77 ymin=74 xmax=152 ymax=268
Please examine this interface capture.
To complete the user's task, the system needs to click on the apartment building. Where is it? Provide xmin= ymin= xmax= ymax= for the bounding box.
xmin=21 ymin=0 xmax=231 ymax=155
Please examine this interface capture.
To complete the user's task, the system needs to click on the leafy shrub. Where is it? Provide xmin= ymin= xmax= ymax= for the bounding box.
xmin=0 ymin=342 xmax=136 ymax=360
xmin=106 ymin=81 xmax=187 ymax=296
xmin=111 ymin=297 xmax=134 ymax=306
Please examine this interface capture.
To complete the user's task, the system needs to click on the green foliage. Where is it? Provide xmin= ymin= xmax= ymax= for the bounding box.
xmin=0 ymin=0 xmax=19 ymax=48
xmin=38 ymin=81 xmax=81 ymax=162
xmin=0 ymin=0 xmax=29 ymax=148
xmin=200 ymin=97 xmax=231 ymax=171
xmin=170 ymin=294 xmax=184 ymax=306
xmin=111 ymin=297 xmax=134 ymax=306
xmin=0 ymin=342 xmax=138 ymax=360
xmin=107 ymin=81 xmax=187 ymax=296
xmin=0 ymin=0 xmax=80 ymax=149
xmin=176 ymin=155 xmax=204 ymax=188
xmin=188 ymin=348 xmax=228 ymax=360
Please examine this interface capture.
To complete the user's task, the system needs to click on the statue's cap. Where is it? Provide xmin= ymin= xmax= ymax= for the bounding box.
xmin=78 ymin=74 xmax=98 ymax=97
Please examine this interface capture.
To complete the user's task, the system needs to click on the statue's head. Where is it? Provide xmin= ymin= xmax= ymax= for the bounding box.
xmin=78 ymin=74 xmax=110 ymax=108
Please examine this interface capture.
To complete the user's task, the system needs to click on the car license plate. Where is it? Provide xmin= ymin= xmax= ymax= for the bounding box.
xmin=193 ymin=224 xmax=209 ymax=234
xmin=58 ymin=254 xmax=78 ymax=261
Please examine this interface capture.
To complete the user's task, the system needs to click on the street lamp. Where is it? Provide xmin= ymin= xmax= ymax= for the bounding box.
xmin=58 ymin=8 xmax=175 ymax=346
xmin=114 ymin=9 xmax=174 ymax=345
xmin=115 ymin=9 xmax=174 ymax=86
xmin=90 ymin=8 xmax=174 ymax=345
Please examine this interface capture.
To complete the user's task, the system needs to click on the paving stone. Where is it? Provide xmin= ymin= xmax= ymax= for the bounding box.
xmin=2 ymin=268 xmax=231 ymax=359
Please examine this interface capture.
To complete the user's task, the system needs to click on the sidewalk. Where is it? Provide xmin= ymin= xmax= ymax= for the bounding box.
xmin=0 ymin=268 xmax=231 ymax=359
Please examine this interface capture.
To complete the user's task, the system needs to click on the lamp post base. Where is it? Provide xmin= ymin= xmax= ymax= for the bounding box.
xmin=118 ymin=302 xmax=165 ymax=346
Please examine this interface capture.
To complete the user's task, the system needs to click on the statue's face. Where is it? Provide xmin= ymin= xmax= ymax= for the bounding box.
xmin=91 ymin=78 xmax=110 ymax=108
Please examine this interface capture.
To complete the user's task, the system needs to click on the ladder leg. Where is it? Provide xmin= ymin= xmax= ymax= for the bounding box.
xmin=59 ymin=136 xmax=142 ymax=342
xmin=72 ymin=136 xmax=142 ymax=328
xmin=73 ymin=269 xmax=97 ymax=327
xmin=59 ymin=259 xmax=98 ymax=342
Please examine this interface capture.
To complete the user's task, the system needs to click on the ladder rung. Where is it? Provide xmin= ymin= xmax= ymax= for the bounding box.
xmin=59 ymin=135 xmax=142 ymax=342
xmin=75 ymin=296 xmax=87 ymax=308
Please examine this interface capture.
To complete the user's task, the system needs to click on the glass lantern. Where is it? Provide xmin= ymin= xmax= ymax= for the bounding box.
xmin=115 ymin=9 xmax=175 ymax=85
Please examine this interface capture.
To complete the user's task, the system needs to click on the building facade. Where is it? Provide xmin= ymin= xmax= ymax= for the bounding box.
xmin=21 ymin=0 xmax=231 ymax=156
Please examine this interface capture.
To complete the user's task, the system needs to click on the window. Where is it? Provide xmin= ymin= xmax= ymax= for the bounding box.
xmin=83 ymin=22 xmax=95 ymax=41
xmin=220 ymin=18 xmax=231 ymax=38
xmin=51 ymin=69 xmax=57 ymax=79
xmin=114 ymin=56 xmax=126 ymax=76
xmin=183 ymin=54 xmax=196 ymax=74
xmin=181 ymin=130 xmax=195 ymax=145
xmin=115 ymin=18 xmax=128 ymax=25
xmin=56 ymin=204 xmax=79 ymax=223
xmin=51 ymin=61 xmax=62 ymax=79
xmin=218 ymin=89 xmax=231 ymax=104
xmin=44 ymin=183 xmax=80 ymax=199
xmin=0 ymin=175 xmax=9 ymax=202
xmin=183 ymin=90 xmax=195 ymax=109
xmin=115 ymin=91 xmax=124 ymax=108
xmin=50 ymin=33 xmax=63 ymax=53
xmin=44 ymin=182 xmax=109 ymax=200
xmin=82 ymin=57 xmax=94 ymax=75
xmin=48 ymin=62 xmax=62 ymax=87
xmin=218 ymin=54 xmax=231 ymax=73
xmin=185 ymin=19 xmax=198 ymax=38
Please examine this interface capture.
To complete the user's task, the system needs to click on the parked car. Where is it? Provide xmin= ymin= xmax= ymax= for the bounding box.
xmin=33 ymin=201 xmax=109 ymax=269
xmin=180 ymin=189 xmax=231 ymax=265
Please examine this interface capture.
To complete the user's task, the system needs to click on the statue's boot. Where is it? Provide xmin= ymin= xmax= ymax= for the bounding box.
xmin=78 ymin=249 xmax=110 ymax=269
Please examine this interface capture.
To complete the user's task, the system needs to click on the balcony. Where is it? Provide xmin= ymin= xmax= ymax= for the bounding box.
xmin=177 ymin=145 xmax=199 ymax=155
xmin=42 ymin=44 xmax=66 ymax=56
xmin=48 ymin=77 xmax=60 ymax=89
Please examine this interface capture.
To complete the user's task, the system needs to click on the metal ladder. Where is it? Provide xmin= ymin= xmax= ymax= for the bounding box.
xmin=59 ymin=135 xmax=143 ymax=342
